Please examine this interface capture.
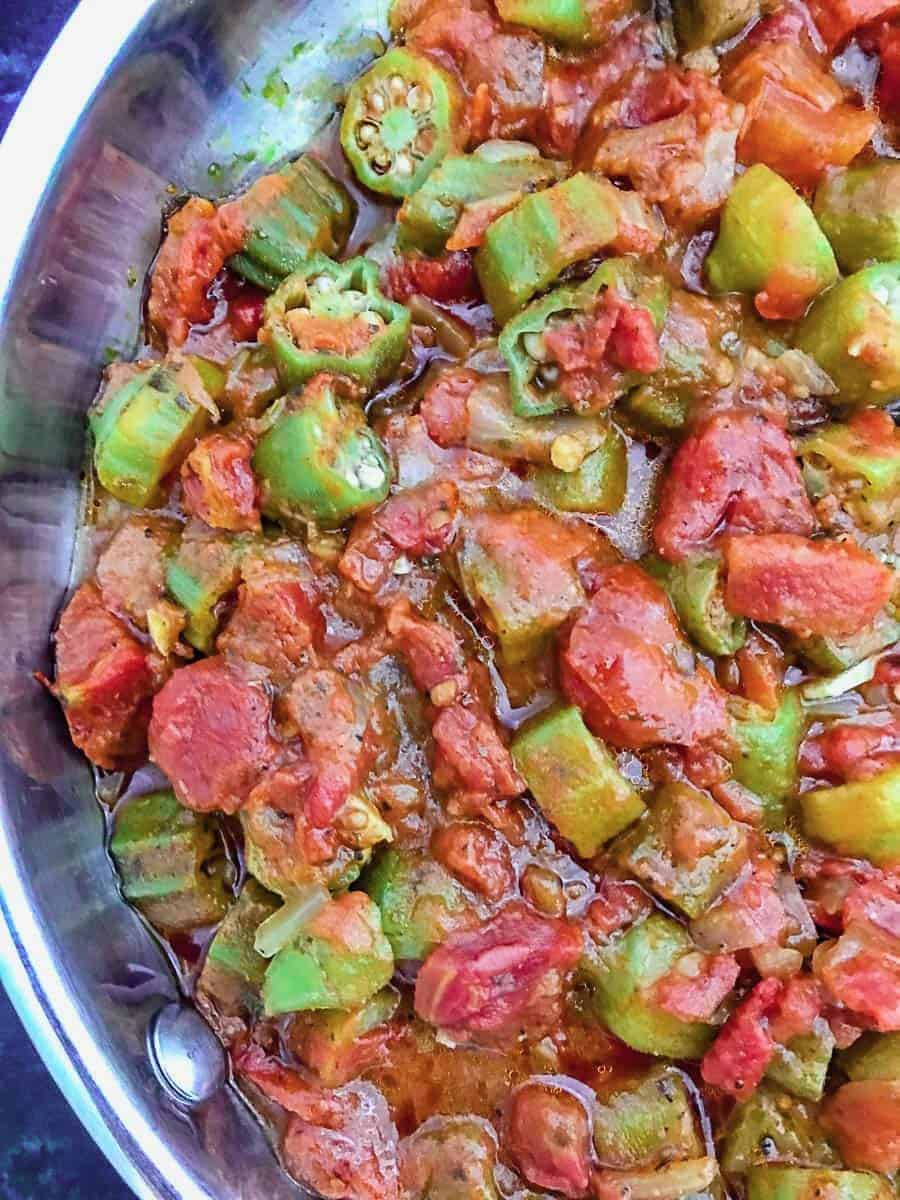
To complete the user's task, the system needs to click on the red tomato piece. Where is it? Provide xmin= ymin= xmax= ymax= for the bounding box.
xmin=53 ymin=583 xmax=157 ymax=770
xmin=505 ymin=1081 xmax=592 ymax=1199
xmin=149 ymin=655 xmax=276 ymax=812
xmin=768 ymin=975 xmax=823 ymax=1044
xmin=701 ymin=977 xmax=784 ymax=1099
xmin=387 ymin=600 xmax=467 ymax=699
xmin=561 ymin=563 xmax=730 ymax=751
xmin=95 ymin=516 xmax=176 ymax=628
xmin=691 ymin=858 xmax=790 ymax=954
xmin=432 ymin=700 xmax=525 ymax=799
xmin=654 ymin=411 xmax=815 ymax=563
xmin=722 ymin=534 xmax=894 ymax=639
xmin=283 ymin=668 xmax=373 ymax=828
xmin=844 ymin=879 xmax=900 ymax=939
xmin=822 ymin=1081 xmax=900 ymax=1173
xmin=221 ymin=270 xmax=266 ymax=342
xmin=587 ymin=878 xmax=653 ymax=938
xmin=653 ymin=953 xmax=741 ymax=1023
xmin=739 ymin=0 xmax=826 ymax=53
xmin=419 ymin=367 xmax=479 ymax=448
xmin=734 ymin=632 xmax=785 ymax=714
xmin=878 ymin=24 xmax=900 ymax=118
xmin=809 ymin=0 xmax=900 ymax=48
xmin=800 ymin=714 xmax=900 ymax=783
xmin=814 ymin=918 xmax=900 ymax=1031
xmin=218 ymin=556 xmax=321 ymax=685
xmin=432 ymin=821 xmax=515 ymax=901
xmin=383 ymin=251 xmax=479 ymax=305
xmin=181 ymin=433 xmax=261 ymax=533
xmin=414 ymin=903 xmax=583 ymax=1038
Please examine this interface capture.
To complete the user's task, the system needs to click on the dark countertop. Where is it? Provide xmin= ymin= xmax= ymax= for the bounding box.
xmin=1 ymin=9 xmax=134 ymax=1197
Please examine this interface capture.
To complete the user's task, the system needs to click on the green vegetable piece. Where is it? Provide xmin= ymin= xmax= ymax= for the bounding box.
xmin=110 ymin=790 xmax=230 ymax=933
xmin=582 ymin=913 xmax=719 ymax=1059
xmin=253 ymin=376 xmax=391 ymax=528
xmin=593 ymin=1066 xmax=705 ymax=1168
xmin=674 ymin=0 xmax=760 ymax=49
xmin=814 ymin=163 xmax=900 ymax=275
xmin=341 ymin=47 xmax=461 ymax=200
xmin=801 ymin=417 xmax=900 ymax=532
xmin=801 ymin=765 xmax=900 ymax=866
xmin=731 ymin=691 xmax=804 ymax=814
xmin=400 ymin=1116 xmax=500 ymax=1200
xmin=798 ymin=610 xmax=900 ymax=674
xmin=478 ymin=175 xmax=655 ymax=324
xmin=706 ymin=166 xmax=838 ymax=318
xmin=531 ymin=426 xmax=628 ymax=515
xmin=495 ymin=0 xmax=635 ymax=46
xmin=766 ymin=1020 xmax=835 ymax=1102
xmin=165 ymin=527 xmax=247 ymax=652
xmin=302 ymin=987 xmax=400 ymax=1087
xmin=262 ymin=254 xmax=411 ymax=394
xmin=196 ymin=880 xmax=279 ymax=1023
xmin=614 ymin=783 xmax=749 ymax=919
xmin=645 ymin=554 xmax=746 ymax=657
xmin=362 ymin=847 xmax=473 ymax=961
xmin=228 ymin=155 xmax=355 ymax=290
xmin=241 ymin=804 xmax=370 ymax=898
xmin=624 ymin=384 xmax=691 ymax=434
xmin=796 ymin=263 xmax=900 ymax=407
xmin=720 ymin=1085 xmax=839 ymax=1178
xmin=397 ymin=145 xmax=565 ymax=256
xmin=512 ymin=705 xmax=645 ymax=856
xmin=839 ymin=1032 xmax=900 ymax=1082
xmin=500 ymin=257 xmax=669 ymax=417
xmin=262 ymin=892 xmax=394 ymax=1016
xmin=223 ymin=345 xmax=284 ymax=419
xmin=90 ymin=357 xmax=218 ymax=506
xmin=747 ymin=1168 xmax=891 ymax=1200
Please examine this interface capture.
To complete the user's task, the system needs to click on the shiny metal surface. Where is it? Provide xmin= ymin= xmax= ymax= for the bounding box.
xmin=0 ymin=1 xmax=387 ymax=1195
xmin=149 ymin=1004 xmax=228 ymax=1106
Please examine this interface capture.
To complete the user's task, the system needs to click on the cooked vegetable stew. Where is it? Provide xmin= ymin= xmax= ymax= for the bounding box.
xmin=48 ymin=0 xmax=900 ymax=1196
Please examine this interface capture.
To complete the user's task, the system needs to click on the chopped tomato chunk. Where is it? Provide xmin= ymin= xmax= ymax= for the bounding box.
xmin=801 ymin=714 xmax=900 ymax=784
xmin=654 ymin=411 xmax=815 ymax=563
xmin=814 ymin=886 xmax=900 ymax=1030
xmin=809 ymin=0 xmax=900 ymax=48
xmin=722 ymin=534 xmax=894 ymax=639
xmin=432 ymin=821 xmax=515 ymax=901
xmin=384 ymin=251 xmax=479 ymax=305
xmin=387 ymin=600 xmax=467 ymax=699
xmin=415 ymin=903 xmax=583 ymax=1039
xmin=587 ymin=878 xmax=653 ymax=938
xmin=505 ymin=1081 xmax=592 ymax=1199
xmin=53 ymin=583 xmax=158 ymax=770
xmin=433 ymin=700 xmax=525 ymax=799
xmin=561 ymin=563 xmax=730 ymax=750
xmin=181 ymin=433 xmax=260 ymax=533
xmin=149 ymin=655 xmax=276 ymax=812
xmin=822 ymin=1081 xmax=900 ymax=1173
xmin=653 ymin=953 xmax=740 ymax=1023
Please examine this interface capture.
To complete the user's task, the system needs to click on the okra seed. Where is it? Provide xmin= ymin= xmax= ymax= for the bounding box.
xmin=537 ymin=364 xmax=559 ymax=387
xmin=523 ymin=332 xmax=548 ymax=362
xmin=388 ymin=74 xmax=408 ymax=103
xmin=429 ymin=679 xmax=458 ymax=707
xmin=407 ymin=84 xmax=432 ymax=114
xmin=550 ymin=434 xmax=587 ymax=474
xmin=357 ymin=461 xmax=387 ymax=489
xmin=395 ymin=152 xmax=415 ymax=178
xmin=372 ymin=151 xmax=393 ymax=174
xmin=368 ymin=90 xmax=386 ymax=115
xmin=356 ymin=121 xmax=378 ymax=148
xmin=310 ymin=275 xmax=337 ymax=293
xmin=361 ymin=310 xmax=386 ymax=331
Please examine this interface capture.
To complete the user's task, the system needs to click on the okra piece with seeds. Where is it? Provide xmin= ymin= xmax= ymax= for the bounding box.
xmin=253 ymin=374 xmax=391 ymax=527
xmin=228 ymin=154 xmax=355 ymax=291
xmin=530 ymin=423 xmax=628 ymax=515
xmin=730 ymin=690 xmax=804 ymax=817
xmin=165 ymin=526 xmax=248 ymax=652
xmin=814 ymin=162 xmax=900 ymax=274
xmin=261 ymin=254 xmax=411 ymax=393
xmin=801 ymin=411 xmax=900 ymax=531
xmin=719 ymin=1085 xmax=839 ymax=1178
xmin=644 ymin=553 xmax=746 ymax=658
xmin=340 ymin=47 xmax=461 ymax=199
xmin=747 ymin=1168 xmax=891 ymax=1200
xmin=362 ymin=847 xmax=475 ymax=962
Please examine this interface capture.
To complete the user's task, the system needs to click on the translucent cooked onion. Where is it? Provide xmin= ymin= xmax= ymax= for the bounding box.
xmin=472 ymin=139 xmax=541 ymax=163
xmin=592 ymin=1158 xmax=719 ymax=1200
xmin=253 ymin=883 xmax=330 ymax=958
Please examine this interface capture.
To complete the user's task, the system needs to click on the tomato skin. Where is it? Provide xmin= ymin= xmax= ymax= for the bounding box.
xmin=723 ymin=534 xmax=894 ymax=639
xmin=384 ymin=252 xmax=479 ymax=304
xmin=181 ymin=433 xmax=261 ymax=533
xmin=878 ymin=25 xmax=900 ymax=118
xmin=822 ymin=1081 xmax=900 ymax=1173
xmin=561 ymin=563 xmax=730 ymax=751
xmin=149 ymin=655 xmax=276 ymax=813
xmin=800 ymin=715 xmax=900 ymax=784
xmin=654 ymin=412 xmax=815 ymax=563
xmin=53 ymin=582 xmax=157 ymax=770
xmin=415 ymin=903 xmax=583 ymax=1038
xmin=505 ymin=1081 xmax=592 ymax=1198
xmin=221 ymin=270 xmax=266 ymax=342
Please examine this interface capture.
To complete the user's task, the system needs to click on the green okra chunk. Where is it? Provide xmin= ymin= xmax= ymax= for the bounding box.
xmin=261 ymin=254 xmax=411 ymax=394
xmin=362 ymin=847 xmax=474 ymax=961
xmin=222 ymin=345 xmax=284 ymax=419
xmin=495 ymin=0 xmax=642 ymax=46
xmin=613 ymin=783 xmax=750 ymax=919
xmin=766 ymin=1019 xmax=836 ymax=1102
xmin=512 ymin=705 xmax=645 ymax=857
xmin=581 ymin=913 xmax=720 ymax=1059
xmin=300 ymin=988 xmax=400 ymax=1087
xmin=798 ymin=610 xmax=900 ymax=674
xmin=800 ymin=765 xmax=900 ymax=866
xmin=477 ymin=175 xmax=657 ymax=324
xmin=795 ymin=263 xmax=900 ymax=407
xmin=228 ymin=154 xmax=355 ymax=290
xmin=801 ymin=412 xmax=900 ymax=532
xmin=400 ymin=1116 xmax=501 ymax=1200
xmin=731 ymin=690 xmax=804 ymax=813
xmin=241 ymin=804 xmax=371 ymax=897
xmin=341 ymin=47 xmax=462 ymax=200
xmin=262 ymin=891 xmax=394 ymax=1016
xmin=500 ymin=257 xmax=669 ymax=417
xmin=593 ymin=1066 xmax=705 ymax=1168
xmin=747 ymin=1168 xmax=891 ymax=1200
xmin=720 ymin=1085 xmax=839 ymax=1179
xmin=674 ymin=0 xmax=760 ymax=49
xmin=196 ymin=880 xmax=279 ymax=1024
xmin=705 ymin=166 xmax=838 ymax=320
xmin=838 ymin=1032 xmax=900 ymax=1082
xmin=814 ymin=162 xmax=900 ymax=274
xmin=530 ymin=424 xmax=629 ymax=515
xmin=397 ymin=144 xmax=565 ymax=256
xmin=253 ymin=375 xmax=391 ymax=528
xmin=110 ymin=790 xmax=231 ymax=933
xmin=165 ymin=526 xmax=247 ymax=652
xmin=644 ymin=553 xmax=746 ymax=657
xmin=90 ymin=356 xmax=219 ymax=507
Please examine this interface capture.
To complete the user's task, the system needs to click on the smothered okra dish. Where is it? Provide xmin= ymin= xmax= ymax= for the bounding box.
xmin=48 ymin=0 xmax=900 ymax=1197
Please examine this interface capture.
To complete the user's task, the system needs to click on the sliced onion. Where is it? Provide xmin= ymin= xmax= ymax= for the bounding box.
xmin=472 ymin=139 xmax=540 ymax=163
xmin=802 ymin=653 xmax=884 ymax=702
xmin=593 ymin=1158 xmax=719 ymax=1200
xmin=253 ymin=883 xmax=330 ymax=959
